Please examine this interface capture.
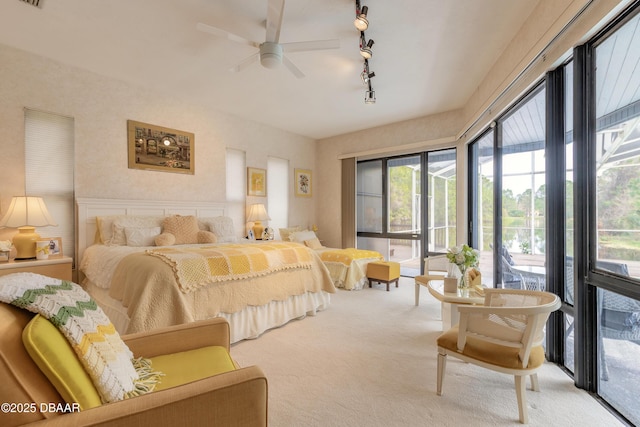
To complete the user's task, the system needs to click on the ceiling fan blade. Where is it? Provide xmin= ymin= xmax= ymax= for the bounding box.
xmin=230 ymin=52 xmax=260 ymax=73
xmin=281 ymin=39 xmax=341 ymax=53
xmin=282 ymin=55 xmax=305 ymax=79
xmin=196 ymin=22 xmax=259 ymax=48
xmin=265 ymin=0 xmax=285 ymax=43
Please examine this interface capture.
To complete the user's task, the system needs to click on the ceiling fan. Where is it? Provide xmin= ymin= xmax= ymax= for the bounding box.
xmin=196 ymin=0 xmax=340 ymax=79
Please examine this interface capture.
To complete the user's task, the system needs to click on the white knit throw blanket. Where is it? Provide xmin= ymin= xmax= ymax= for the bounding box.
xmin=0 ymin=272 xmax=160 ymax=403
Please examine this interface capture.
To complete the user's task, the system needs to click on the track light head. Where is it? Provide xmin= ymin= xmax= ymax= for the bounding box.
xmin=360 ymin=39 xmax=374 ymax=59
xmin=354 ymin=6 xmax=369 ymax=31
xmin=361 ymin=70 xmax=375 ymax=84
xmin=365 ymin=90 xmax=376 ymax=104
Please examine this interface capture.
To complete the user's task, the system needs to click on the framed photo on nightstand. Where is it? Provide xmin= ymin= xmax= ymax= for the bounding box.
xmin=42 ymin=237 xmax=63 ymax=256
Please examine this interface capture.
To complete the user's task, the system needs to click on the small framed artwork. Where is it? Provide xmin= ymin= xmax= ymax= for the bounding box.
xmin=42 ymin=237 xmax=63 ymax=257
xmin=294 ymin=168 xmax=312 ymax=197
xmin=127 ymin=120 xmax=194 ymax=175
xmin=247 ymin=167 xmax=267 ymax=196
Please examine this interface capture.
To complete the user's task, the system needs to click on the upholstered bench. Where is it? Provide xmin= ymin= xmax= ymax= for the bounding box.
xmin=367 ymin=261 xmax=401 ymax=291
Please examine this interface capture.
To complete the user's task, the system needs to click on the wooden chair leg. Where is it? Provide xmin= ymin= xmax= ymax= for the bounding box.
xmin=437 ymin=351 xmax=447 ymax=396
xmin=415 ymin=283 xmax=421 ymax=306
xmin=529 ymin=373 xmax=539 ymax=392
xmin=515 ymin=375 xmax=528 ymax=424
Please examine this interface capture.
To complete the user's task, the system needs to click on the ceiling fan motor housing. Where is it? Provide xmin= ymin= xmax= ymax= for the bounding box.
xmin=260 ymin=42 xmax=283 ymax=68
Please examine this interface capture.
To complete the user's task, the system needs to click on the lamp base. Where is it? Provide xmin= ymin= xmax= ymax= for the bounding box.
xmin=252 ymin=221 xmax=265 ymax=240
xmin=13 ymin=226 xmax=40 ymax=260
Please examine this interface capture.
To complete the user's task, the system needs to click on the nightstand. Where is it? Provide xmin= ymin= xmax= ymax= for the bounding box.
xmin=0 ymin=256 xmax=73 ymax=281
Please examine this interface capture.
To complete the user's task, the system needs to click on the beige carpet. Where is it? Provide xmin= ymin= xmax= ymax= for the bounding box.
xmin=231 ymin=277 xmax=623 ymax=426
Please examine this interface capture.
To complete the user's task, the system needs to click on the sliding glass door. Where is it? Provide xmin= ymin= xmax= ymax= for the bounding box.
xmin=357 ymin=149 xmax=456 ymax=277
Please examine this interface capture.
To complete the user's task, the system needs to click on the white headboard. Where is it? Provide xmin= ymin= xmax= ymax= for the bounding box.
xmin=75 ymin=198 xmax=227 ymax=264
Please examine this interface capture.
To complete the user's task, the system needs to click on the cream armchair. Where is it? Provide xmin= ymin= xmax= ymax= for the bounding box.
xmin=436 ymin=289 xmax=560 ymax=424
xmin=0 ymin=303 xmax=267 ymax=427
xmin=414 ymin=254 xmax=448 ymax=306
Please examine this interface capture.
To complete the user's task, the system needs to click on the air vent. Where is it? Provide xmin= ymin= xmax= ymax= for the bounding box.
xmin=19 ymin=0 xmax=43 ymax=8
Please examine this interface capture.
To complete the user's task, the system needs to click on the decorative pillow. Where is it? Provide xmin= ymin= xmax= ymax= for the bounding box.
xmin=96 ymin=215 xmax=125 ymax=245
xmin=155 ymin=232 xmax=176 ymax=246
xmin=279 ymin=226 xmax=301 ymax=241
xmin=162 ymin=215 xmax=200 ymax=245
xmin=197 ymin=230 xmax=218 ymax=244
xmin=22 ymin=314 xmax=103 ymax=410
xmin=204 ymin=217 xmax=237 ymax=243
xmin=289 ymin=229 xmax=317 ymax=243
xmin=124 ymin=226 xmax=161 ymax=247
xmin=304 ymin=237 xmax=324 ymax=249
xmin=109 ymin=216 xmax=164 ymax=246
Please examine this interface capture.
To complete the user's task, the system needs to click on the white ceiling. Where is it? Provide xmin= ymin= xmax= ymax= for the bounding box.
xmin=0 ymin=0 xmax=539 ymax=140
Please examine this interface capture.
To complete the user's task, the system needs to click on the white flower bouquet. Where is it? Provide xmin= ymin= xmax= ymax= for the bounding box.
xmin=446 ymin=244 xmax=480 ymax=276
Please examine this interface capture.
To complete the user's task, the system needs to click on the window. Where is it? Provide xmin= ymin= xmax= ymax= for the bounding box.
xmin=225 ymin=148 xmax=246 ymax=236
xmin=24 ymin=109 xmax=74 ymax=263
xmin=267 ymin=156 xmax=289 ymax=232
xmin=592 ymin=10 xmax=640 ymax=424
xmin=469 ymin=130 xmax=495 ymax=285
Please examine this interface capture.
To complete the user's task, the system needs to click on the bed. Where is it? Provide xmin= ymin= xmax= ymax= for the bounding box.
xmin=282 ymin=228 xmax=384 ymax=290
xmin=76 ymin=198 xmax=336 ymax=343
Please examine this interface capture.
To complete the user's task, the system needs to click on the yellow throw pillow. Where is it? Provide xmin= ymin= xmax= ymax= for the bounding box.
xmin=304 ymin=237 xmax=323 ymax=249
xmin=22 ymin=315 xmax=102 ymax=410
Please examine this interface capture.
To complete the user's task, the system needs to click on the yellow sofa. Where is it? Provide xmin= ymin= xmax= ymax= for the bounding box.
xmin=0 ymin=303 xmax=268 ymax=426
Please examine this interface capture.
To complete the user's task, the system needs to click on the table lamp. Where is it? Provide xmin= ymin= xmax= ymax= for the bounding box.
xmin=0 ymin=196 xmax=57 ymax=259
xmin=247 ymin=203 xmax=270 ymax=239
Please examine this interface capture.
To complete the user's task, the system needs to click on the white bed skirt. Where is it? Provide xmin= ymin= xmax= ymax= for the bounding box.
xmin=85 ymin=281 xmax=331 ymax=343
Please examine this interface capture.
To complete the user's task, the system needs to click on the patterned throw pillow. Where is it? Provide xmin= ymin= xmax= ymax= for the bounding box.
xmin=204 ymin=217 xmax=237 ymax=243
xmin=279 ymin=226 xmax=301 ymax=241
xmin=162 ymin=215 xmax=200 ymax=245
xmin=124 ymin=226 xmax=161 ymax=247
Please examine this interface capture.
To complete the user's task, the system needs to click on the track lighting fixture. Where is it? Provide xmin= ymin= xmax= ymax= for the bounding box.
xmin=354 ymin=5 xmax=369 ymax=31
xmin=355 ymin=1 xmax=377 ymax=104
xmin=360 ymin=38 xmax=374 ymax=59
xmin=365 ymin=89 xmax=376 ymax=104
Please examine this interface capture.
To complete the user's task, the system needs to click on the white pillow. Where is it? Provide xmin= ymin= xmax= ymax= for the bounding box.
xmin=289 ymin=229 xmax=317 ymax=243
xmin=124 ymin=226 xmax=161 ymax=247
xmin=110 ymin=216 xmax=164 ymax=246
xmin=204 ymin=217 xmax=237 ymax=243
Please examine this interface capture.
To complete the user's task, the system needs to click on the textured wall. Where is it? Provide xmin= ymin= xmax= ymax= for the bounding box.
xmin=0 ymin=43 xmax=316 ymax=243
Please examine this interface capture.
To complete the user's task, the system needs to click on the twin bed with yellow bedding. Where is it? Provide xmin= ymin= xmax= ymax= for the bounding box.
xmin=284 ymin=228 xmax=385 ymax=291
xmin=315 ymin=247 xmax=384 ymax=290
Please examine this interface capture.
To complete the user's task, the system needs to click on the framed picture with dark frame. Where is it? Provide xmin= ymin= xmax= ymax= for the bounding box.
xmin=294 ymin=168 xmax=312 ymax=197
xmin=247 ymin=167 xmax=267 ymax=196
xmin=127 ymin=120 xmax=194 ymax=174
